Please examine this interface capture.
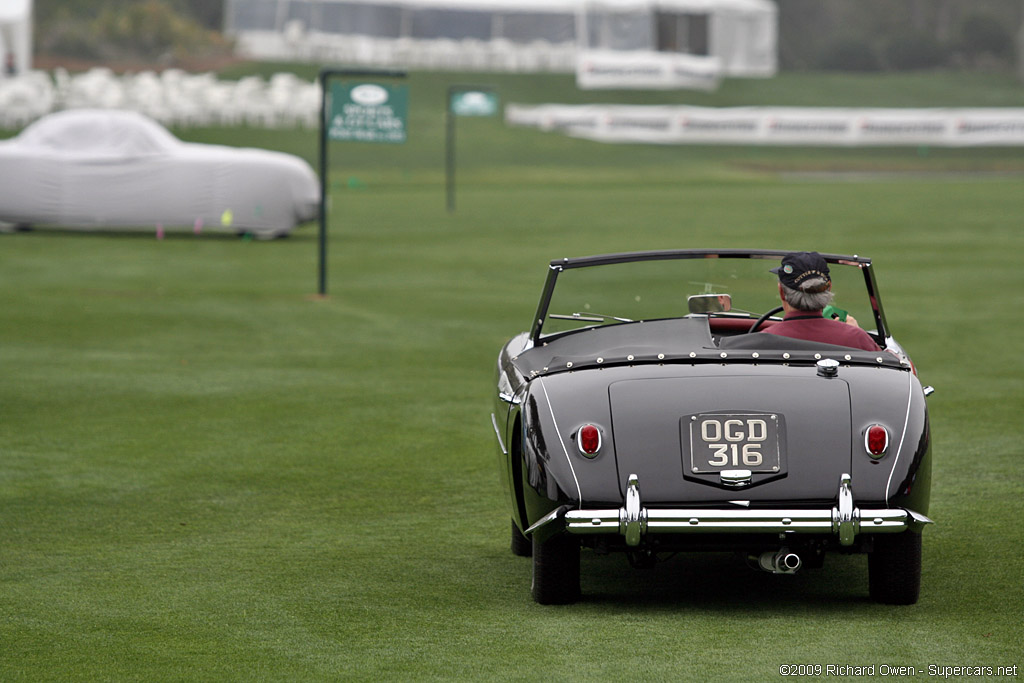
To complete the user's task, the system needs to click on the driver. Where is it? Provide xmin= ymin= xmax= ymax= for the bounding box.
xmin=763 ymin=251 xmax=881 ymax=352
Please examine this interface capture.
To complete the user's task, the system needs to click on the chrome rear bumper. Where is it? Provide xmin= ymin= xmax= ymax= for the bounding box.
xmin=527 ymin=473 xmax=932 ymax=547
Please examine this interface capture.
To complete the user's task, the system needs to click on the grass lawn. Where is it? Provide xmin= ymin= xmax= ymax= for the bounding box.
xmin=2 ymin=69 xmax=1023 ymax=680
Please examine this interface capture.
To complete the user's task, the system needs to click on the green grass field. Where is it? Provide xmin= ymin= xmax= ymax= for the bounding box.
xmin=2 ymin=69 xmax=1023 ymax=680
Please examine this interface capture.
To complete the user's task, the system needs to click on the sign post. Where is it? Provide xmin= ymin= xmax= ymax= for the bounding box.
xmin=445 ymin=86 xmax=498 ymax=213
xmin=318 ymin=68 xmax=408 ymax=296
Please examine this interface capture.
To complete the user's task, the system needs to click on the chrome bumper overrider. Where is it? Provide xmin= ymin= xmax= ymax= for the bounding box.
xmin=527 ymin=473 xmax=933 ymax=547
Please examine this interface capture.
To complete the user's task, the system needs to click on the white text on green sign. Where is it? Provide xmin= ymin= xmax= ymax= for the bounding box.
xmin=328 ymin=82 xmax=408 ymax=144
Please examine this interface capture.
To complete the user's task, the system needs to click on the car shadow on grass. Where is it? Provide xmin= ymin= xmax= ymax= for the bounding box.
xmin=576 ymin=551 xmax=873 ymax=610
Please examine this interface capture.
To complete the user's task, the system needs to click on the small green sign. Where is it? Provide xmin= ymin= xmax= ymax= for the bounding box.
xmin=328 ymin=82 xmax=408 ymax=143
xmin=450 ymin=90 xmax=499 ymax=117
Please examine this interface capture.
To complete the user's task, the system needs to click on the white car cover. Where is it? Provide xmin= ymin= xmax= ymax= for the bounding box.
xmin=0 ymin=109 xmax=320 ymax=237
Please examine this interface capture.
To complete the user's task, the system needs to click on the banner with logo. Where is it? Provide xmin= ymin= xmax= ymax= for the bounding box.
xmin=505 ymin=105 xmax=1024 ymax=147
xmin=328 ymin=82 xmax=409 ymax=144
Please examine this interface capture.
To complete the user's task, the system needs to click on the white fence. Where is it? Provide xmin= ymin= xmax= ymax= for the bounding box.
xmin=506 ymin=104 xmax=1024 ymax=146
xmin=235 ymin=31 xmax=578 ymax=73
xmin=0 ymin=68 xmax=321 ymax=130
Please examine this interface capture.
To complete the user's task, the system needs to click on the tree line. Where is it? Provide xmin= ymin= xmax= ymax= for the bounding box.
xmin=34 ymin=0 xmax=228 ymax=63
xmin=777 ymin=0 xmax=1022 ymax=70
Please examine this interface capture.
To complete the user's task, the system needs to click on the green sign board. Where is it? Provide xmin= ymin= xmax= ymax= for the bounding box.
xmin=328 ymin=82 xmax=408 ymax=143
xmin=450 ymin=90 xmax=499 ymax=117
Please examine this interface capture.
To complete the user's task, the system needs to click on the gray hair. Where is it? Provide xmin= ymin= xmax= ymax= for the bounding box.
xmin=781 ymin=278 xmax=834 ymax=312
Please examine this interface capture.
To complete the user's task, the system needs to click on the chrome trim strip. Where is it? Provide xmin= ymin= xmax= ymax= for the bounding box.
xmin=539 ymin=379 xmax=582 ymax=505
xmin=885 ymin=371 xmax=915 ymax=499
xmin=490 ymin=413 xmax=507 ymax=456
xmin=498 ymin=391 xmax=521 ymax=405
xmin=563 ymin=473 xmax=931 ymax=543
xmin=908 ymin=510 xmax=935 ymax=526
xmin=565 ymin=507 xmax=924 ymax=537
xmin=525 ymin=507 xmax=566 ymax=536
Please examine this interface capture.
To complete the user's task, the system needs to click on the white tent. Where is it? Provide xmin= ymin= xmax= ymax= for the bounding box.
xmin=576 ymin=0 xmax=775 ymax=89
xmin=224 ymin=0 xmax=775 ymax=84
xmin=0 ymin=0 xmax=32 ymax=78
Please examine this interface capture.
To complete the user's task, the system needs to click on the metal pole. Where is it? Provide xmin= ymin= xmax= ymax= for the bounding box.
xmin=316 ymin=68 xmax=407 ymax=296
xmin=446 ymin=86 xmax=456 ymax=213
xmin=444 ymin=84 xmax=497 ymax=215
xmin=318 ymin=71 xmax=329 ymax=296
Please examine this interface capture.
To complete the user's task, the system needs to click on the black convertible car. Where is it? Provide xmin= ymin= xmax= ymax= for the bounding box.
xmin=491 ymin=250 xmax=934 ymax=604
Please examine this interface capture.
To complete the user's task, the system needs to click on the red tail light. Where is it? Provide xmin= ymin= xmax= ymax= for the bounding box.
xmin=578 ymin=424 xmax=602 ymax=456
xmin=865 ymin=424 xmax=889 ymax=457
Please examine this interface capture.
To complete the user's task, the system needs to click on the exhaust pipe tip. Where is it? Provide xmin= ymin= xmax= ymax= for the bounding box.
xmin=780 ymin=551 xmax=802 ymax=573
xmin=754 ymin=548 xmax=802 ymax=574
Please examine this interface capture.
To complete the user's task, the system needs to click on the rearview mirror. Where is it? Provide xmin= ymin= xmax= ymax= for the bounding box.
xmin=688 ymin=294 xmax=732 ymax=314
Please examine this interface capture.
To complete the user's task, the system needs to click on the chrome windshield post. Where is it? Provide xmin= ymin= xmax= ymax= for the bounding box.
xmin=529 ymin=263 xmax=563 ymax=343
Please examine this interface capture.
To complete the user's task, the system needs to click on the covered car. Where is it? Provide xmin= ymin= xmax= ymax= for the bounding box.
xmin=0 ymin=109 xmax=319 ymax=238
xmin=491 ymin=249 xmax=934 ymax=604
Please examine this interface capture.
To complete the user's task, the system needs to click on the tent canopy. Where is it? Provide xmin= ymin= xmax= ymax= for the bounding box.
xmin=226 ymin=0 xmax=773 ymax=23
xmin=225 ymin=0 xmax=776 ymax=78
xmin=0 ymin=0 xmax=32 ymax=23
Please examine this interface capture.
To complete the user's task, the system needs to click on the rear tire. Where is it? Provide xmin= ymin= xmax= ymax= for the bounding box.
xmin=868 ymin=532 xmax=922 ymax=605
xmin=531 ymin=533 xmax=580 ymax=604
xmin=511 ymin=520 xmax=532 ymax=557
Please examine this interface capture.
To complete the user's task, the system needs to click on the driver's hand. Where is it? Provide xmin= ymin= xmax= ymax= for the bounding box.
xmin=844 ymin=314 xmax=861 ymax=328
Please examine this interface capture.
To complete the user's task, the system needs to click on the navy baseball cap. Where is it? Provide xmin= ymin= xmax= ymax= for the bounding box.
xmin=771 ymin=252 xmax=831 ymax=291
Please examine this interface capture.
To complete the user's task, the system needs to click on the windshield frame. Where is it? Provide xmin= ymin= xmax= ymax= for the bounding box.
xmin=529 ymin=249 xmax=888 ymax=344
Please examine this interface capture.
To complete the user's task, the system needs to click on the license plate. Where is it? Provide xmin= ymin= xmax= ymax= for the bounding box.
xmin=688 ymin=413 xmax=781 ymax=474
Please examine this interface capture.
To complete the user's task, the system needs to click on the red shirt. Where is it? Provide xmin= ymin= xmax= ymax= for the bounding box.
xmin=764 ymin=313 xmax=881 ymax=351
